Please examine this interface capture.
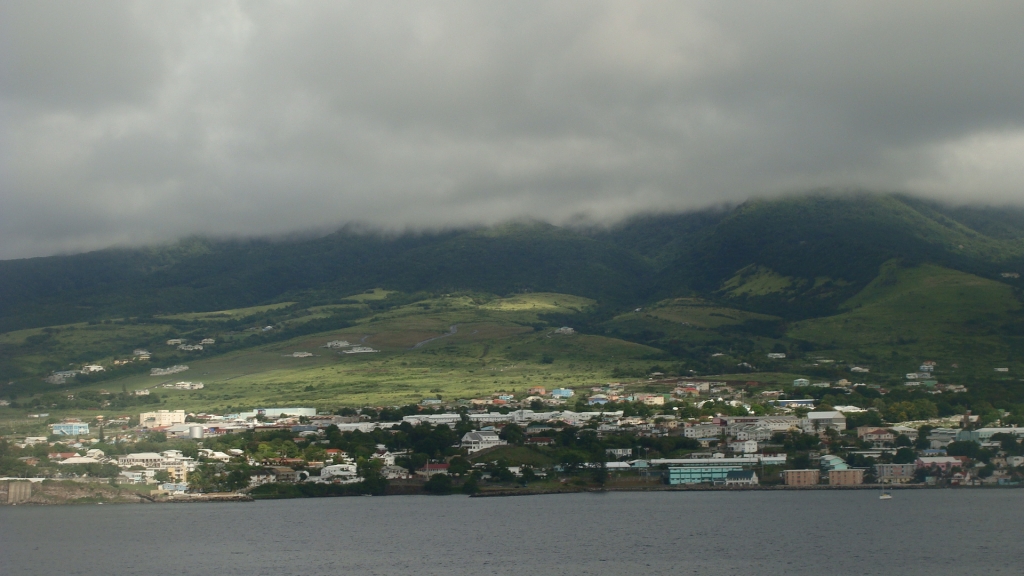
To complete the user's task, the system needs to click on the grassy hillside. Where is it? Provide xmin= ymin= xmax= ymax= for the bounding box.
xmin=789 ymin=263 xmax=1024 ymax=377
xmin=0 ymin=292 xmax=664 ymax=417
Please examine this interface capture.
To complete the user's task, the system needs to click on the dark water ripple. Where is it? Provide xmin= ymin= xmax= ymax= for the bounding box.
xmin=1 ymin=490 xmax=1022 ymax=575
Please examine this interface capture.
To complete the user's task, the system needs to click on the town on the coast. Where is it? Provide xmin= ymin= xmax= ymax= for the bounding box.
xmin=4 ymin=356 xmax=1024 ymax=504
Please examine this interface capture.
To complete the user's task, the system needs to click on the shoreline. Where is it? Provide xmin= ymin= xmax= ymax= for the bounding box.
xmin=7 ymin=481 xmax=1015 ymax=506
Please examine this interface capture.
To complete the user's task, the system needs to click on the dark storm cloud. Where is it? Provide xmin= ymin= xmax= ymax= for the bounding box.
xmin=3 ymin=1 xmax=1024 ymax=259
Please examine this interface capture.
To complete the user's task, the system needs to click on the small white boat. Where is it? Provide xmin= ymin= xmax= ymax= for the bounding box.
xmin=879 ymin=487 xmax=892 ymax=500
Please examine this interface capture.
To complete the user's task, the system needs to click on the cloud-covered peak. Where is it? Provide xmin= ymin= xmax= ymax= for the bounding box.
xmin=4 ymin=1 xmax=1024 ymax=259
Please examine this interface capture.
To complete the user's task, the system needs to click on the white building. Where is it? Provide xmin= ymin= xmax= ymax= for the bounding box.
xmin=461 ymin=431 xmax=507 ymax=453
xmin=802 ymin=411 xmax=847 ymax=432
xmin=140 ymin=410 xmax=187 ymax=428
xmin=319 ymin=463 xmax=359 ymax=482
xmin=728 ymin=440 xmax=759 ymax=454
xmin=118 ymin=452 xmax=166 ymax=468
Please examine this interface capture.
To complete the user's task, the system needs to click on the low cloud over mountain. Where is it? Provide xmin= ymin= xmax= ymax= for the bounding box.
xmin=4 ymin=1 xmax=1024 ymax=258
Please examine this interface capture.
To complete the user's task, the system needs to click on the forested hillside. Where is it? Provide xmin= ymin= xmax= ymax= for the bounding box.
xmin=2 ymin=193 xmax=1023 ymax=333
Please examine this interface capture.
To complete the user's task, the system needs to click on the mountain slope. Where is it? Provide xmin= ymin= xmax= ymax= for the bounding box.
xmin=2 ymin=192 xmax=1024 ymax=333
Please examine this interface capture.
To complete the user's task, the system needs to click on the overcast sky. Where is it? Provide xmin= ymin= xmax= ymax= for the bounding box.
xmin=3 ymin=1 xmax=1024 ymax=259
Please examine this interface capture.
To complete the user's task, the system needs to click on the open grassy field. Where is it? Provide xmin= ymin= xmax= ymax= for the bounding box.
xmin=7 ymin=292 xmax=661 ymax=418
xmin=157 ymin=302 xmax=297 ymax=321
xmin=640 ymin=298 xmax=779 ymax=328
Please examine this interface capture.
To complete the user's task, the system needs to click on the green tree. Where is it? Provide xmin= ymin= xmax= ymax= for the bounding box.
xmin=461 ymin=474 xmax=480 ymax=495
xmin=448 ymin=456 xmax=471 ymax=476
xmin=424 ymin=473 xmax=453 ymax=495
xmin=499 ymin=424 xmax=525 ymax=446
xmin=892 ymin=448 xmax=916 ymax=464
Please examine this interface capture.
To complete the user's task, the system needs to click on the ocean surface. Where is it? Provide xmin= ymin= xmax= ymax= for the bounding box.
xmin=2 ymin=490 xmax=1022 ymax=575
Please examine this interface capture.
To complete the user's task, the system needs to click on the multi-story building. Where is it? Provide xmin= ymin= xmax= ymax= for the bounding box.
xmin=783 ymin=469 xmax=819 ymax=486
xmin=684 ymin=423 xmax=723 ymax=439
xmin=802 ymin=411 xmax=847 ymax=432
xmin=829 ymin=469 xmax=864 ymax=485
xmin=50 ymin=422 xmax=89 ymax=435
xmin=861 ymin=428 xmax=895 ymax=447
xmin=460 ymin=431 xmax=507 ymax=453
xmin=668 ymin=466 xmax=743 ymax=485
xmin=139 ymin=410 xmax=186 ymax=428
xmin=875 ymin=463 xmax=916 ymax=483
xmin=118 ymin=452 xmax=166 ymax=468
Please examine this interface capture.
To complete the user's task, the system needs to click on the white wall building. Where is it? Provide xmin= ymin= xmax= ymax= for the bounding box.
xmin=140 ymin=410 xmax=187 ymax=428
xmin=461 ymin=431 xmax=507 ymax=453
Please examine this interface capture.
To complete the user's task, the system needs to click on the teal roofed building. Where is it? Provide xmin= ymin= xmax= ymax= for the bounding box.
xmin=820 ymin=454 xmax=848 ymax=471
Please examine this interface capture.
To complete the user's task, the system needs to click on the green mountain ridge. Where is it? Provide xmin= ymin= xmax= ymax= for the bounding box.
xmin=3 ymin=192 xmax=1024 ymax=331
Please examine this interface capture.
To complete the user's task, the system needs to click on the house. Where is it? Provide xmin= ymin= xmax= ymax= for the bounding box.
xmin=606 ymin=448 xmax=633 ymax=459
xmin=829 ymin=469 xmax=864 ymax=485
xmin=461 ymin=431 xmax=506 ymax=453
xmin=381 ymin=465 xmax=413 ymax=480
xmin=320 ymin=463 xmax=359 ymax=481
xmin=166 ymin=339 xmax=183 ymax=345
xmin=725 ymin=470 xmax=759 ymax=486
xmin=551 ymin=388 xmax=575 ymax=398
xmin=119 ymin=470 xmax=157 ymax=484
xmin=820 ymin=455 xmax=849 ymax=471
xmin=158 ymin=482 xmax=188 ymax=494
xmin=927 ymin=428 xmax=959 ymax=449
xmin=916 ymin=456 xmax=964 ymax=472
xmin=554 ymin=326 xmax=575 ymax=335
xmin=588 ymin=395 xmax=609 ymax=406
xmin=268 ymin=466 xmax=299 ymax=483
xmin=371 ymin=450 xmax=395 ymax=466
xmin=861 ymin=428 xmax=895 ymax=447
xmin=889 ymin=426 xmax=918 ymax=441
xmin=82 ymin=364 xmax=105 ymax=373
xmin=200 ymin=338 xmax=215 ymax=345
xmin=730 ymin=425 xmax=773 ymax=442
xmin=416 ymin=463 xmax=449 ymax=477
xmin=793 ymin=379 xmax=810 ymax=387
xmin=728 ymin=440 xmax=759 ymax=454
xmin=526 ymin=437 xmax=554 ymax=446
xmin=528 ymin=387 xmax=546 ymax=396
xmin=875 ymin=463 xmax=916 ymax=483
xmin=48 ymin=452 xmax=79 ymax=461
xmin=683 ymin=423 xmax=723 ymax=439
xmin=783 ymin=469 xmax=820 ymax=486
xmin=633 ymin=393 xmax=665 ymax=406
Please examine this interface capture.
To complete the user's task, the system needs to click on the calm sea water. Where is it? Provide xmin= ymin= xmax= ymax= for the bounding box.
xmin=2 ymin=490 xmax=1022 ymax=575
